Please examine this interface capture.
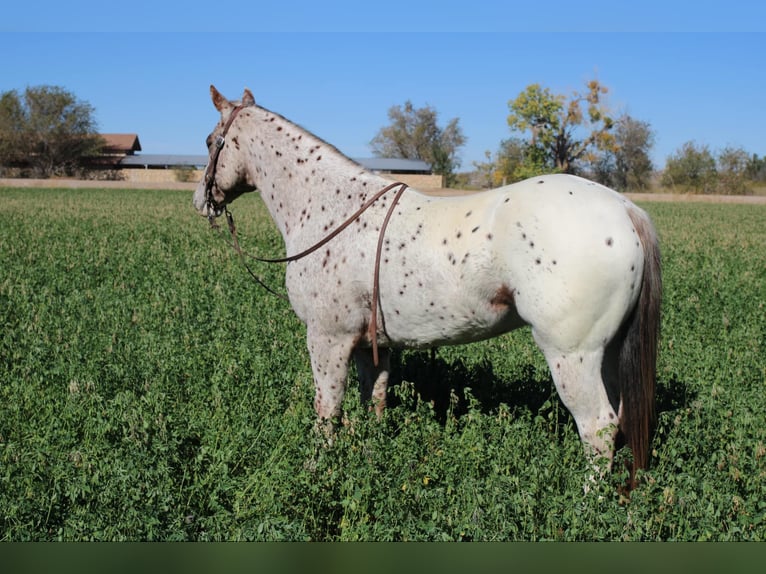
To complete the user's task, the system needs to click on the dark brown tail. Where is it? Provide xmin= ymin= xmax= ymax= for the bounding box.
xmin=620 ymin=207 xmax=662 ymax=487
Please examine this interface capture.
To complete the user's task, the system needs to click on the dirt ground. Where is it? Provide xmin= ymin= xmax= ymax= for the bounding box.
xmin=2 ymin=178 xmax=765 ymax=204
xmin=0 ymin=178 xmax=198 ymax=191
xmin=420 ymin=187 xmax=766 ymax=204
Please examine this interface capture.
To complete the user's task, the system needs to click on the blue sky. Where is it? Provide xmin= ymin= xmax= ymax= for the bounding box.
xmin=2 ymin=3 xmax=764 ymax=171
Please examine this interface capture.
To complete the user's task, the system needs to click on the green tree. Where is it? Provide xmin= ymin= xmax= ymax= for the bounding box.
xmin=613 ymin=115 xmax=654 ymax=191
xmin=716 ymin=146 xmax=751 ymax=195
xmin=507 ymin=80 xmax=615 ymax=178
xmin=471 ymin=150 xmax=496 ymax=189
xmin=591 ymin=114 xmax=654 ymax=191
xmin=662 ymin=141 xmax=718 ymax=194
xmin=0 ymin=85 xmax=103 ymax=177
xmin=370 ymin=100 xmax=466 ymax=187
xmin=746 ymin=153 xmax=766 ymax=182
xmin=473 ymin=138 xmax=529 ymax=188
xmin=0 ymin=91 xmax=26 ymax=171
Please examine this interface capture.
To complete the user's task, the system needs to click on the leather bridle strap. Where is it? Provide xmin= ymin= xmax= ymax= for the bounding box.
xmin=248 ymin=181 xmax=408 ymax=264
xmin=368 ymin=181 xmax=408 ymax=366
xmin=204 ymin=104 xmax=246 ymax=219
xmin=205 ymin=103 xmax=409 ymax=365
xmin=223 ymin=181 xmax=409 ymax=366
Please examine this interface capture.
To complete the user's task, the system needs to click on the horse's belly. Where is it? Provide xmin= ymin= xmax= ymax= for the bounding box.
xmin=381 ymin=291 xmax=527 ymax=349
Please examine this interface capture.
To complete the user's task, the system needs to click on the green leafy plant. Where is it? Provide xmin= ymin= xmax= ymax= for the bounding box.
xmin=1 ymin=187 xmax=764 ymax=540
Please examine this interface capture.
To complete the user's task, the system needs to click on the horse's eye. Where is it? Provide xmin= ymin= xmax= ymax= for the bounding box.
xmin=205 ymin=135 xmax=213 ymax=149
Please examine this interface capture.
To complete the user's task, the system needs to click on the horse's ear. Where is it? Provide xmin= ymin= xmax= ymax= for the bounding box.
xmin=210 ymin=85 xmax=230 ymax=113
xmin=242 ymin=88 xmax=255 ymax=107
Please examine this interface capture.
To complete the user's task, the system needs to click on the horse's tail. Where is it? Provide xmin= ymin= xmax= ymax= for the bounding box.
xmin=620 ymin=206 xmax=662 ymax=487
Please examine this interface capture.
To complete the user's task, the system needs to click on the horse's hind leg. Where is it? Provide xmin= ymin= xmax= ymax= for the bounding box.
xmin=539 ymin=343 xmax=619 ymax=475
xmin=354 ymin=347 xmax=391 ymax=418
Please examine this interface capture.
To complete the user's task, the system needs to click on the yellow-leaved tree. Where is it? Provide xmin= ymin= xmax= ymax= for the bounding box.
xmin=505 ymin=79 xmax=616 ymax=180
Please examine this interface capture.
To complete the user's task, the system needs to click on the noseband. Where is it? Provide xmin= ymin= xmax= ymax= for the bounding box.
xmin=203 ymin=104 xmax=246 ymax=221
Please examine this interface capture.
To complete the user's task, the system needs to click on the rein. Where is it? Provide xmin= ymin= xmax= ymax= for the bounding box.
xmin=205 ymin=105 xmax=407 ymax=367
xmin=203 ymin=107 xmax=408 ymax=365
xmin=221 ymin=182 xmax=408 ymax=366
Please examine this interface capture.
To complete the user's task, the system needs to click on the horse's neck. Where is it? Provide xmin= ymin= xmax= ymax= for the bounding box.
xmin=245 ymin=106 xmax=392 ymax=247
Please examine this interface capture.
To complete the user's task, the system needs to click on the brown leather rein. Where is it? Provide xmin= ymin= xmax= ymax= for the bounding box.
xmin=203 ymin=104 xmax=408 ymax=365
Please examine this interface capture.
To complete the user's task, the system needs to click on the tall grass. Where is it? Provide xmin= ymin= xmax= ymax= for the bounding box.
xmin=1 ymin=187 xmax=764 ymax=540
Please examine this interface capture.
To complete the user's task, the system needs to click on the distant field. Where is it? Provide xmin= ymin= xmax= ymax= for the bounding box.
xmin=1 ymin=186 xmax=764 ymax=541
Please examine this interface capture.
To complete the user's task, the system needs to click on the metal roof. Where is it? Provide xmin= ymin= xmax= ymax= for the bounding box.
xmin=119 ymin=154 xmax=208 ymax=168
xmin=118 ymin=155 xmax=433 ymax=173
xmin=354 ymin=157 xmax=432 ymax=173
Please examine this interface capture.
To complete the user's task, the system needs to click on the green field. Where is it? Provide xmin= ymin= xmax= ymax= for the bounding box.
xmin=1 ymin=187 xmax=764 ymax=541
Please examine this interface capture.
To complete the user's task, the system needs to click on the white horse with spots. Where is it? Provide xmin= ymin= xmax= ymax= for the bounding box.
xmin=193 ymin=87 xmax=661 ymax=487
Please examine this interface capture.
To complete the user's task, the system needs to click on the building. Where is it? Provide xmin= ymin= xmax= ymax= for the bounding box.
xmin=97 ymin=134 xmax=445 ymax=189
xmin=101 ymin=134 xmax=142 ymax=157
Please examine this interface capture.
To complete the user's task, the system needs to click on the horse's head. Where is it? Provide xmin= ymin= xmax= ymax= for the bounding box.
xmin=193 ymin=85 xmax=257 ymax=218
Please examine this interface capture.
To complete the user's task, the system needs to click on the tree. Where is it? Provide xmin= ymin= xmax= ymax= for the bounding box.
xmin=662 ymin=141 xmax=717 ymax=194
xmin=746 ymin=153 xmax=766 ymax=183
xmin=591 ymin=114 xmax=654 ymax=191
xmin=471 ymin=150 xmax=496 ymax=189
xmin=0 ymin=85 xmax=103 ymax=177
xmin=472 ymin=138 xmax=529 ymax=188
xmin=716 ymin=146 xmax=751 ymax=195
xmin=370 ymin=100 xmax=466 ymax=187
xmin=0 ymin=91 xmax=26 ymax=170
xmin=613 ymin=115 xmax=654 ymax=191
xmin=507 ymin=80 xmax=615 ymax=177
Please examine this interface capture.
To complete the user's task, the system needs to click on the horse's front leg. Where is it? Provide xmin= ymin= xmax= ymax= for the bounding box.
xmin=306 ymin=329 xmax=357 ymax=441
xmin=354 ymin=347 xmax=391 ymax=418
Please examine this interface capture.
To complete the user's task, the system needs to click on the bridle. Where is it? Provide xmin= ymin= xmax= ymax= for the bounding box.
xmin=202 ymin=104 xmax=408 ymax=365
xmin=203 ymin=104 xmax=246 ymax=221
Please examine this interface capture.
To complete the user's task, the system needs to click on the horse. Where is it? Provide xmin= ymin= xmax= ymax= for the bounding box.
xmin=192 ymin=86 xmax=661 ymax=488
